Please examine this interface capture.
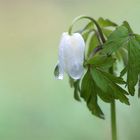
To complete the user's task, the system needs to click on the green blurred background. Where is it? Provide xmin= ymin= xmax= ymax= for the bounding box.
xmin=0 ymin=0 xmax=140 ymax=140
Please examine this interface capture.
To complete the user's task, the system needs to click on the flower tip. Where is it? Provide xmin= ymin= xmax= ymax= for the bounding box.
xmin=55 ymin=74 xmax=64 ymax=80
xmin=69 ymin=67 xmax=83 ymax=80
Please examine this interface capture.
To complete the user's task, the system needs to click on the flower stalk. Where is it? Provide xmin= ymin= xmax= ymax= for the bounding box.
xmin=54 ymin=15 xmax=139 ymax=140
xmin=69 ymin=16 xmax=118 ymax=140
xmin=68 ymin=15 xmax=105 ymax=43
xmin=111 ymin=100 xmax=117 ymax=140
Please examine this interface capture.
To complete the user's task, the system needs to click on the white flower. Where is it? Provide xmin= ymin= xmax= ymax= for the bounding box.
xmin=57 ymin=32 xmax=85 ymax=80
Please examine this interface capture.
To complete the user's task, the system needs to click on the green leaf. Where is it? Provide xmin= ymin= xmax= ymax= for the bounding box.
xmin=87 ymin=33 xmax=100 ymax=58
xmin=118 ymin=48 xmax=128 ymax=65
xmin=81 ymin=71 xmax=92 ymax=101
xmin=102 ymin=28 xmax=113 ymax=38
xmin=87 ymin=54 xmax=106 ymax=65
xmin=87 ymin=95 xmax=104 ymax=119
xmin=81 ymin=21 xmax=95 ymax=42
xmin=127 ymin=37 xmax=140 ymax=95
xmin=102 ymin=27 xmax=140 ymax=96
xmin=81 ymin=70 xmax=104 ymax=119
xmin=83 ymin=21 xmax=94 ymax=31
xmin=99 ymin=69 xmax=126 ymax=84
xmin=90 ymin=68 xmax=129 ymax=105
xmin=73 ymin=80 xmax=81 ymax=101
xmin=69 ymin=77 xmax=81 ymax=101
xmin=98 ymin=17 xmax=118 ymax=27
xmin=82 ymin=30 xmax=91 ymax=42
xmin=120 ymin=66 xmax=128 ymax=77
xmin=95 ymin=84 xmax=114 ymax=103
xmin=138 ymin=76 xmax=140 ymax=98
xmin=115 ymin=50 xmax=122 ymax=62
xmin=97 ymin=18 xmax=117 ymax=39
xmin=122 ymin=21 xmax=133 ymax=33
xmin=102 ymin=26 xmax=129 ymax=54
xmin=87 ymin=54 xmax=116 ymax=69
xmin=135 ymin=34 xmax=140 ymax=42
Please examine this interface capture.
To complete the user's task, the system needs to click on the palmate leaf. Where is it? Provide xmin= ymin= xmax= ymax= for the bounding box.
xmin=97 ymin=17 xmax=117 ymax=39
xmin=81 ymin=60 xmax=129 ymax=118
xmin=138 ymin=76 xmax=140 ymax=98
xmin=100 ymin=23 xmax=140 ymax=96
xmin=98 ymin=17 xmax=118 ymax=28
xmin=87 ymin=53 xmax=128 ymax=103
xmin=81 ymin=22 xmax=94 ymax=42
xmin=83 ymin=21 xmax=94 ymax=31
xmin=120 ymin=66 xmax=128 ymax=77
xmin=95 ymin=84 xmax=114 ymax=103
xmin=102 ymin=28 xmax=113 ymax=38
xmin=127 ymin=37 xmax=140 ymax=95
xmin=82 ymin=30 xmax=90 ymax=42
xmin=102 ymin=26 xmax=129 ymax=54
xmin=90 ymin=68 xmax=129 ymax=105
xmin=86 ymin=33 xmax=100 ymax=58
xmin=134 ymin=35 xmax=140 ymax=97
xmin=118 ymin=47 xmax=128 ymax=66
xmin=87 ymin=53 xmax=116 ymax=69
xmin=116 ymin=30 xmax=140 ymax=95
xmin=122 ymin=21 xmax=133 ymax=34
xmin=81 ymin=70 xmax=104 ymax=119
xmin=99 ymin=69 xmax=126 ymax=84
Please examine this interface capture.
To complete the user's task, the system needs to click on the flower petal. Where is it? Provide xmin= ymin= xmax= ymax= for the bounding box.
xmin=58 ymin=32 xmax=85 ymax=80
xmin=64 ymin=33 xmax=85 ymax=79
xmin=57 ymin=33 xmax=67 ymax=80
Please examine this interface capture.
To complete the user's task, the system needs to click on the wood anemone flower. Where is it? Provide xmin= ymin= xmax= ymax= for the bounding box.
xmin=57 ymin=32 xmax=85 ymax=80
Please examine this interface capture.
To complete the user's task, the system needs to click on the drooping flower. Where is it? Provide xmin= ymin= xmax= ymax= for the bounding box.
xmin=56 ymin=32 xmax=85 ymax=80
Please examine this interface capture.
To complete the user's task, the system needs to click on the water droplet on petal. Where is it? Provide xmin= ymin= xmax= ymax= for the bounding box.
xmin=56 ymin=73 xmax=64 ymax=80
xmin=54 ymin=63 xmax=64 ymax=80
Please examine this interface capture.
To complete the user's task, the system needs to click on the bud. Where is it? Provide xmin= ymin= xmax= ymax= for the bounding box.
xmin=57 ymin=32 xmax=85 ymax=80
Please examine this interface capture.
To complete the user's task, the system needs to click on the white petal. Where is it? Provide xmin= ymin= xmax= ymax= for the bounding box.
xmin=57 ymin=33 xmax=67 ymax=80
xmin=67 ymin=62 xmax=84 ymax=80
xmin=60 ymin=32 xmax=85 ymax=79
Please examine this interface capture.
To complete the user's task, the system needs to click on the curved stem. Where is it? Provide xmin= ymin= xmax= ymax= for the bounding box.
xmin=68 ymin=15 xmax=106 ymax=43
xmin=93 ymin=29 xmax=102 ymax=45
xmin=111 ymin=100 xmax=117 ymax=140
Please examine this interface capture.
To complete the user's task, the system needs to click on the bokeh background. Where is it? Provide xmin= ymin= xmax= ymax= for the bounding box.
xmin=0 ymin=0 xmax=140 ymax=140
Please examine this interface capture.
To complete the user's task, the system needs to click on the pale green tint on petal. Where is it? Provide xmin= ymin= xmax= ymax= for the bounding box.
xmin=58 ymin=32 xmax=85 ymax=80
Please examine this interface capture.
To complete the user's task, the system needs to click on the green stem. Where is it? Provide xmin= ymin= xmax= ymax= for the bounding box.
xmin=111 ymin=100 xmax=117 ymax=140
xmin=138 ymin=75 xmax=140 ymax=98
xmin=68 ymin=15 xmax=106 ymax=43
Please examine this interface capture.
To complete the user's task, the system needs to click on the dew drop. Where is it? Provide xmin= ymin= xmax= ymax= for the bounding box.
xmin=54 ymin=63 xmax=64 ymax=80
